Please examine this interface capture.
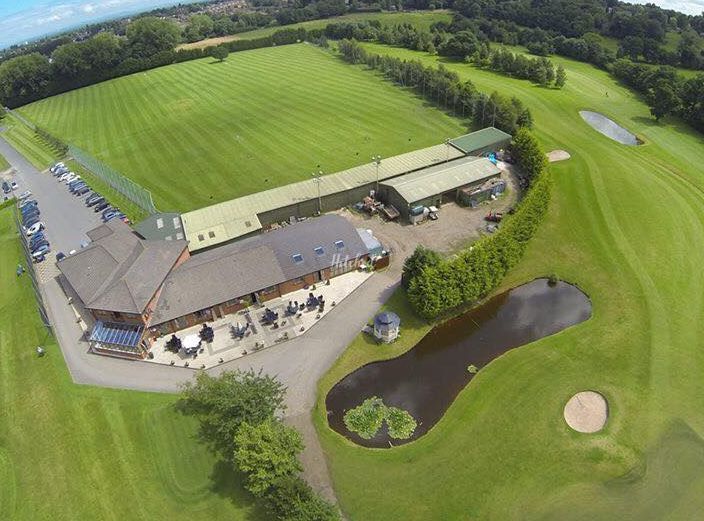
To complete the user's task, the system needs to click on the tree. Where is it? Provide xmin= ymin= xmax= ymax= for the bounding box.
xmin=209 ymin=45 xmax=229 ymax=62
xmin=126 ymin=17 xmax=181 ymax=59
xmin=647 ymin=78 xmax=680 ymax=121
xmin=510 ymin=128 xmax=548 ymax=182
xmin=0 ymin=53 xmax=51 ymax=103
xmin=83 ymin=33 xmax=124 ymax=71
xmin=178 ymin=369 xmax=286 ymax=461
xmin=51 ymin=43 xmax=89 ymax=77
xmin=233 ymin=419 xmax=303 ymax=497
xmin=555 ymin=65 xmax=567 ymax=88
xmin=402 ymin=245 xmax=441 ymax=289
xmin=184 ymin=14 xmax=215 ymax=43
xmin=266 ymin=476 xmax=340 ymax=521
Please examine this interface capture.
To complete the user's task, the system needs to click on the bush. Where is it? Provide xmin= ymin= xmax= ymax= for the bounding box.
xmin=343 ymin=396 xmax=386 ymax=439
xmin=266 ymin=476 xmax=340 ymax=521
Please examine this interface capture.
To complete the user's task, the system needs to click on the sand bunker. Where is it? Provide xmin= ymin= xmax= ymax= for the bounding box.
xmin=563 ymin=391 xmax=608 ymax=433
xmin=547 ymin=150 xmax=571 ymax=162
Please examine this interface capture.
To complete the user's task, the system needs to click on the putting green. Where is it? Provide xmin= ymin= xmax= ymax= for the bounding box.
xmin=315 ymin=43 xmax=704 ymax=519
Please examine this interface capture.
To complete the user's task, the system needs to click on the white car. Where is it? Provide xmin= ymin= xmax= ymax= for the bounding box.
xmin=58 ymin=172 xmax=73 ymax=182
xmin=18 ymin=190 xmax=32 ymax=200
xmin=50 ymin=162 xmax=65 ymax=173
xmin=25 ymin=222 xmax=44 ymax=236
xmin=10 ymin=181 xmax=18 ymax=190
xmin=62 ymin=173 xmax=78 ymax=183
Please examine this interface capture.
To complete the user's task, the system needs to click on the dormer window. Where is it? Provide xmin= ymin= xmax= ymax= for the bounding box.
xmin=334 ymin=240 xmax=344 ymax=250
xmin=291 ymin=253 xmax=304 ymax=264
xmin=314 ymin=246 xmax=324 ymax=256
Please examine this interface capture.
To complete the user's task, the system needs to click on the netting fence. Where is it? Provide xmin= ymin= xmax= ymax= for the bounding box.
xmin=68 ymin=145 xmax=157 ymax=214
xmin=5 ymin=107 xmax=158 ymax=215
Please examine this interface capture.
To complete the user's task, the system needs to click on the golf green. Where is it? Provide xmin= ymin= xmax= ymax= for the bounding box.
xmin=314 ymin=43 xmax=704 ymax=519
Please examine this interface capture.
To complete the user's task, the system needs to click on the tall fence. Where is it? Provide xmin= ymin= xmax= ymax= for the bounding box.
xmin=68 ymin=144 xmax=157 ymax=214
xmin=5 ymin=108 xmax=158 ymax=215
xmin=14 ymin=209 xmax=52 ymax=334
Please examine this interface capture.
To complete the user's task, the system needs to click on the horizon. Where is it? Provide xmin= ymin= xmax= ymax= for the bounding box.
xmin=0 ymin=0 xmax=202 ymax=50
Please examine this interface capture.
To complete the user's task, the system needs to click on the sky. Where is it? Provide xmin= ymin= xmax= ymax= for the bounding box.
xmin=0 ymin=0 xmax=702 ymax=51
xmin=0 ymin=0 xmax=201 ymax=49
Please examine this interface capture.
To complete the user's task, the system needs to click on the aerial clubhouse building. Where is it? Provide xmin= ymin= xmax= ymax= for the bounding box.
xmin=58 ymin=215 xmax=378 ymax=358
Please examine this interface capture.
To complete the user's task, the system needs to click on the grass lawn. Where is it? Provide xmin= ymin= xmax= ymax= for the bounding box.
xmin=0 ymin=207 xmax=264 ymax=520
xmin=1 ymin=114 xmax=62 ymax=170
xmin=178 ymin=10 xmax=452 ymax=49
xmin=18 ymin=43 xmax=464 ymax=213
xmin=314 ymin=43 xmax=704 ymax=519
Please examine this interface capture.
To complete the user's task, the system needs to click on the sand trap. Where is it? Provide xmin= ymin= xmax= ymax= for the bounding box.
xmin=563 ymin=391 xmax=608 ymax=433
xmin=547 ymin=150 xmax=571 ymax=162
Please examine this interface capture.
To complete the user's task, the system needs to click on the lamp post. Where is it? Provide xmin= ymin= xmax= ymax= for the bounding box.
xmin=372 ymin=155 xmax=381 ymax=197
xmin=312 ymin=170 xmax=323 ymax=215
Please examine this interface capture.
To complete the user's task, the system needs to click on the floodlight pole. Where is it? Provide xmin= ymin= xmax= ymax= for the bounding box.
xmin=312 ymin=170 xmax=323 ymax=215
xmin=372 ymin=155 xmax=382 ymax=196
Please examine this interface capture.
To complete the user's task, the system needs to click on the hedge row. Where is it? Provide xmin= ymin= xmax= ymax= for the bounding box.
xmin=407 ymin=133 xmax=551 ymax=319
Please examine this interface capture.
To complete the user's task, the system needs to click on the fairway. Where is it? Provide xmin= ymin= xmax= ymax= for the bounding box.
xmin=0 ymin=207 xmax=263 ymax=520
xmin=314 ymin=43 xmax=704 ymax=519
xmin=18 ymin=43 xmax=464 ymax=212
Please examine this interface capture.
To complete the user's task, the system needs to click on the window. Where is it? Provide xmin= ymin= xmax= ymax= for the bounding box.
xmin=245 ymin=220 xmax=252 ymax=228
xmin=334 ymin=240 xmax=345 ymax=250
xmin=291 ymin=253 xmax=304 ymax=264
xmin=173 ymin=217 xmax=181 ymax=229
xmin=314 ymin=246 xmax=324 ymax=256
xmin=208 ymin=231 xmax=216 ymax=238
xmin=198 ymin=234 xmax=205 ymax=242
xmin=156 ymin=218 xmax=164 ymax=229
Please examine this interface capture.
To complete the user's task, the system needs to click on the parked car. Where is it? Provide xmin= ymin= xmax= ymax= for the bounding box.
xmin=86 ymin=195 xmax=104 ymax=207
xmin=63 ymin=173 xmax=78 ymax=184
xmin=31 ymin=244 xmax=51 ymax=258
xmin=25 ymin=222 xmax=44 ymax=236
xmin=23 ymin=217 xmax=41 ymax=230
xmin=21 ymin=202 xmax=39 ymax=213
xmin=19 ymin=199 xmax=37 ymax=209
xmin=29 ymin=233 xmax=46 ymax=247
xmin=1 ymin=181 xmax=10 ymax=194
xmin=74 ymin=185 xmax=91 ymax=196
xmin=69 ymin=181 xmax=87 ymax=193
xmin=33 ymin=254 xmax=46 ymax=264
xmin=53 ymin=167 xmax=68 ymax=177
xmin=58 ymin=172 xmax=74 ymax=182
xmin=67 ymin=177 xmax=83 ymax=188
xmin=10 ymin=181 xmax=18 ymax=190
xmin=31 ymin=240 xmax=50 ymax=253
xmin=55 ymin=252 xmax=66 ymax=262
xmin=18 ymin=190 xmax=32 ymax=200
xmin=22 ymin=211 xmax=40 ymax=224
xmin=94 ymin=200 xmax=110 ymax=212
xmin=104 ymin=212 xmax=125 ymax=222
xmin=50 ymin=162 xmax=65 ymax=173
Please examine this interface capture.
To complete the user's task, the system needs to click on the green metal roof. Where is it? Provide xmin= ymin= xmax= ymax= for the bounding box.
xmin=449 ymin=127 xmax=512 ymax=155
xmin=182 ymin=141 xmax=464 ymax=251
xmin=381 ymin=156 xmax=501 ymax=205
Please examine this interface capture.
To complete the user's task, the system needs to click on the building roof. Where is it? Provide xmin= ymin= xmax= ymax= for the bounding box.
xmin=381 ymin=156 xmax=501 ymax=205
xmin=151 ymin=215 xmax=370 ymax=325
xmin=182 ymin=141 xmax=464 ymax=251
xmin=58 ymin=220 xmax=187 ymax=314
xmin=449 ymin=127 xmax=512 ymax=155
xmin=375 ymin=311 xmax=401 ymax=328
xmin=134 ymin=213 xmax=185 ymax=241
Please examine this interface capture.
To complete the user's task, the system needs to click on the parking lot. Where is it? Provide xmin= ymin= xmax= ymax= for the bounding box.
xmin=0 ymin=139 xmax=109 ymax=281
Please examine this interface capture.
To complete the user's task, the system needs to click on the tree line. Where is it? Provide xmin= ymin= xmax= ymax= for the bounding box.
xmin=403 ymin=128 xmax=551 ymax=319
xmin=337 ymin=38 xmax=533 ymax=134
xmin=179 ymin=369 xmax=339 ymax=521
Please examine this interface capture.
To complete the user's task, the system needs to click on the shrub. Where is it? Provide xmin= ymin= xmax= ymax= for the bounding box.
xmin=343 ymin=396 xmax=386 ymax=439
xmin=266 ymin=476 xmax=340 ymax=521
xmin=385 ymin=407 xmax=417 ymax=439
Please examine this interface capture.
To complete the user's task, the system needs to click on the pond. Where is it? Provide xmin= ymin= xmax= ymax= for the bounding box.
xmin=579 ymin=111 xmax=641 ymax=146
xmin=325 ymin=279 xmax=592 ymax=448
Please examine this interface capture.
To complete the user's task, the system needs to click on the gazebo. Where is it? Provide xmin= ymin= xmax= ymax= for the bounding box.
xmin=373 ymin=312 xmax=401 ymax=343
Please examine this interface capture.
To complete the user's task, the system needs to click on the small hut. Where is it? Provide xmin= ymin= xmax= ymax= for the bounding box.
xmin=373 ymin=312 xmax=401 ymax=343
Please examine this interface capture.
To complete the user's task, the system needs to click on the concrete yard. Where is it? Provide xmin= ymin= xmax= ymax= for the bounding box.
xmin=148 ymin=270 xmax=373 ymax=369
xmin=340 ymin=170 xmax=519 ymax=259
